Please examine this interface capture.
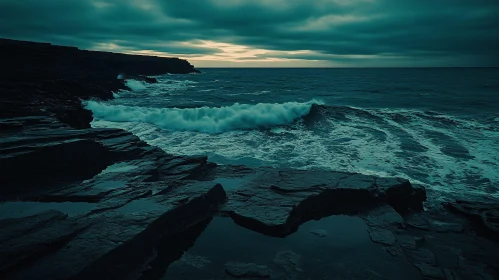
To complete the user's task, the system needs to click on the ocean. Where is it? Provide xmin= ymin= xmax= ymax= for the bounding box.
xmin=86 ymin=68 xmax=499 ymax=201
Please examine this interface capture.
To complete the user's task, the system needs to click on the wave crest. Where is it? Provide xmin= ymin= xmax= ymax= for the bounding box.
xmin=86 ymin=100 xmax=322 ymax=133
xmin=125 ymin=79 xmax=147 ymax=91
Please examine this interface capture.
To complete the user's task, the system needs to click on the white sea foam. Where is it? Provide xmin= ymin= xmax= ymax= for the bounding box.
xmin=125 ymin=79 xmax=147 ymax=91
xmin=112 ymin=89 xmax=129 ymax=98
xmin=89 ymin=102 xmax=499 ymax=202
xmin=86 ymin=100 xmax=322 ymax=133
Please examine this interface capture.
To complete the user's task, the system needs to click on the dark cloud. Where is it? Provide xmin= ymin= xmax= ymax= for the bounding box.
xmin=0 ymin=0 xmax=498 ymax=66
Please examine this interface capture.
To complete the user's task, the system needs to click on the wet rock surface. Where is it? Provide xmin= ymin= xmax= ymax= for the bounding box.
xmin=1 ymin=39 xmax=498 ymax=279
xmin=0 ymin=116 xmax=226 ymax=279
xmin=222 ymin=168 xmax=424 ymax=237
xmin=445 ymin=199 xmax=499 ymax=240
xmin=363 ymin=203 xmax=499 ymax=280
xmin=2 ymin=120 xmax=498 ymax=280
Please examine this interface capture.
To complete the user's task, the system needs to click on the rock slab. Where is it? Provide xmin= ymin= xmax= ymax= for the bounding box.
xmin=224 ymin=169 xmax=425 ymax=237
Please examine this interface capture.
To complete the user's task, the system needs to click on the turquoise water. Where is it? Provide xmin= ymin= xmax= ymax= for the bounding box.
xmin=88 ymin=68 xmax=499 ymax=201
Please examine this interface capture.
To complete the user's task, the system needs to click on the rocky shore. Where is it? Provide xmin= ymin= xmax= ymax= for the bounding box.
xmin=1 ymin=39 xmax=498 ymax=280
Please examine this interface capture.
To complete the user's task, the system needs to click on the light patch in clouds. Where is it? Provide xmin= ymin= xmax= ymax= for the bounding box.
xmin=92 ymin=1 xmax=113 ymax=9
xmin=182 ymin=41 xmax=315 ymax=62
xmin=93 ymin=39 xmax=328 ymax=67
xmin=296 ymin=14 xmax=375 ymax=31
xmin=0 ymin=0 xmax=498 ymax=67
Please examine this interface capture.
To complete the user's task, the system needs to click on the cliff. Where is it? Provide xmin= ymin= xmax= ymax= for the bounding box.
xmin=0 ymin=38 xmax=199 ymax=128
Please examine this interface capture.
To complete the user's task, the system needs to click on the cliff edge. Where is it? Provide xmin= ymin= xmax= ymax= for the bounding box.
xmin=0 ymin=38 xmax=199 ymax=128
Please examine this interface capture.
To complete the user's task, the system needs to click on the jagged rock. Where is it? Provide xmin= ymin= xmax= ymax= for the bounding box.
xmin=224 ymin=169 xmax=424 ymax=237
xmin=2 ymin=38 xmax=498 ymax=280
xmin=445 ymin=199 xmax=499 ymax=239
xmin=0 ymin=38 xmax=199 ymax=128
xmin=0 ymin=137 xmax=111 ymax=192
xmin=0 ymin=182 xmax=226 ymax=280
xmin=0 ymin=113 xmax=225 ymax=280
xmin=224 ymin=262 xmax=270 ymax=278
xmin=0 ymin=119 xmax=214 ymax=200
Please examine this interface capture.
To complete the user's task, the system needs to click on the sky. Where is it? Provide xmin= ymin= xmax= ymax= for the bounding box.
xmin=0 ymin=0 xmax=498 ymax=67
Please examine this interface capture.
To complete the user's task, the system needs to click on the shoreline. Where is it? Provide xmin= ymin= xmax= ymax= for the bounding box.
xmin=0 ymin=39 xmax=498 ymax=280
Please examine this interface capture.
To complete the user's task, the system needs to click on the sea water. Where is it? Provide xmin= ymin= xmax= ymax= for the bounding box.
xmin=86 ymin=68 xmax=499 ymax=201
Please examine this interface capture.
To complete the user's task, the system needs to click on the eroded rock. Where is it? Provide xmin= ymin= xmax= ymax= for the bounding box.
xmin=224 ymin=169 xmax=424 ymax=237
xmin=445 ymin=199 xmax=499 ymax=240
xmin=1 ymin=182 xmax=226 ymax=280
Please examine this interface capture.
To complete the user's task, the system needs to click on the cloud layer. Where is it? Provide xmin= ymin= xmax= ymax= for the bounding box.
xmin=1 ymin=0 xmax=498 ymax=67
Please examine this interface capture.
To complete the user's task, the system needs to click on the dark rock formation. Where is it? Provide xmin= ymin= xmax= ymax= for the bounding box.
xmin=0 ymin=38 xmax=198 ymax=129
xmin=209 ymin=165 xmax=499 ymax=280
xmin=1 ymin=183 xmax=225 ymax=280
xmin=138 ymin=218 xmax=213 ymax=280
xmin=0 ymin=40 xmax=217 ymax=279
xmin=445 ymin=199 xmax=499 ymax=240
xmin=223 ymin=169 xmax=425 ymax=237
xmin=0 ymin=38 xmax=198 ymax=81
xmin=1 ymin=38 xmax=498 ymax=280
xmin=0 ymin=116 xmax=214 ymax=199
xmin=0 ymin=116 xmax=226 ymax=279
xmin=361 ymin=203 xmax=499 ymax=280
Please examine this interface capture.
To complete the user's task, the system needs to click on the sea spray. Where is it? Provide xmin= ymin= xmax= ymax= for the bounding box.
xmin=86 ymin=100 xmax=323 ymax=133
xmin=125 ymin=79 xmax=147 ymax=91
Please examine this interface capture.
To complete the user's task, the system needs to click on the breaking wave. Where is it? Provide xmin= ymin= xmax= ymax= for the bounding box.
xmin=125 ymin=79 xmax=147 ymax=91
xmin=85 ymin=100 xmax=323 ymax=133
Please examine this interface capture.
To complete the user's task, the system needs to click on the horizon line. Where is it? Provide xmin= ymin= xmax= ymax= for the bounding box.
xmin=195 ymin=66 xmax=499 ymax=69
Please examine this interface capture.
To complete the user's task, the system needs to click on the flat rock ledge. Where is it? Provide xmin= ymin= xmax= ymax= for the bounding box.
xmin=1 ymin=116 xmax=499 ymax=280
xmin=223 ymin=168 xmax=426 ymax=237
xmin=0 ymin=116 xmax=225 ymax=279
xmin=214 ymin=166 xmax=499 ymax=280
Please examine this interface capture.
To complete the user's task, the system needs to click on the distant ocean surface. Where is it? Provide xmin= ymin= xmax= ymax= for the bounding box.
xmin=86 ymin=68 xmax=499 ymax=201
